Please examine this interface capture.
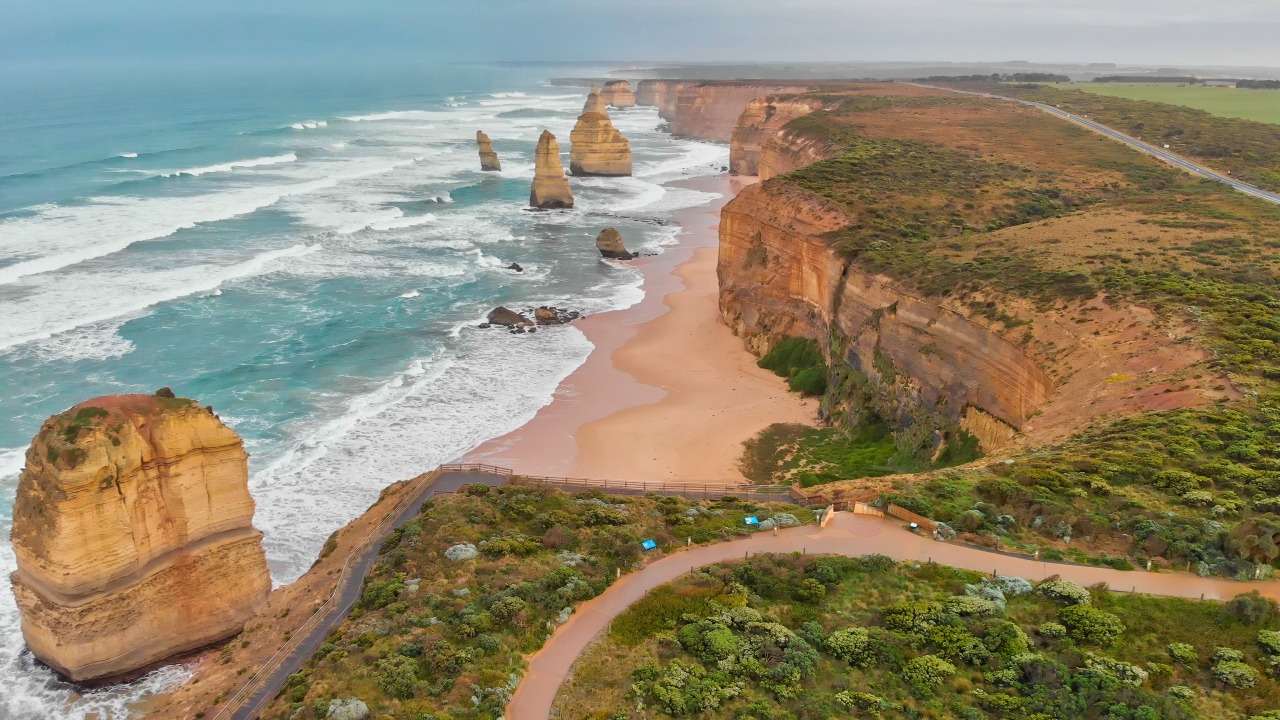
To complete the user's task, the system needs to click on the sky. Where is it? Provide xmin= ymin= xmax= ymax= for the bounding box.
xmin=2 ymin=0 xmax=1278 ymax=68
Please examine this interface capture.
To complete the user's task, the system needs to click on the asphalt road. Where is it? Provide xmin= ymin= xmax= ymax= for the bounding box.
xmin=916 ymin=84 xmax=1280 ymax=207
xmin=225 ymin=469 xmax=508 ymax=720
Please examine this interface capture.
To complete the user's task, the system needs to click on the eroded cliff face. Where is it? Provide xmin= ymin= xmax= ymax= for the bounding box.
xmin=635 ymin=80 xmax=690 ymax=121
xmin=476 ymin=131 xmax=501 ymax=171
xmin=672 ymin=84 xmax=811 ymax=141
xmin=729 ymin=96 xmax=829 ymax=175
xmin=599 ymin=80 xmax=636 ymax=108
xmin=720 ymin=182 xmax=1050 ymax=434
xmin=10 ymin=394 xmax=270 ymax=682
xmin=569 ymin=111 xmax=632 ymax=176
xmin=758 ymin=126 xmax=846 ymax=181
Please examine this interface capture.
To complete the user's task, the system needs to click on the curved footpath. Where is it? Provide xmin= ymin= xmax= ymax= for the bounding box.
xmin=916 ymin=83 xmax=1280 ymax=208
xmin=508 ymin=511 xmax=1278 ymax=720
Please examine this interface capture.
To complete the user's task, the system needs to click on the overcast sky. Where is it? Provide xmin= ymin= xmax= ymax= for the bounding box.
xmin=2 ymin=0 xmax=1278 ymax=67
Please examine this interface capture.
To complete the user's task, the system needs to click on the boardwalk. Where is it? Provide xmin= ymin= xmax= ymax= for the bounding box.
xmin=508 ymin=511 xmax=1278 ymax=720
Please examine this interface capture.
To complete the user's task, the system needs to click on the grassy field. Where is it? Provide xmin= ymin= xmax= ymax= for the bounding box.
xmin=1071 ymin=83 xmax=1280 ymax=125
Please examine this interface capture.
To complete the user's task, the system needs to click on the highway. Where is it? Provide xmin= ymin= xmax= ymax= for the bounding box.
xmin=915 ymin=83 xmax=1280 ymax=208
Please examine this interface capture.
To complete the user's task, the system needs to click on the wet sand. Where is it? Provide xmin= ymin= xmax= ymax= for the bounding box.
xmin=463 ymin=174 xmax=817 ymax=482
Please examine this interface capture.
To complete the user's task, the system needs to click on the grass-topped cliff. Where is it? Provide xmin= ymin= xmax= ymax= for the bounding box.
xmin=258 ymin=484 xmax=812 ymax=720
xmin=719 ymin=83 xmax=1280 ymax=578
xmin=555 ymin=554 xmax=1280 ymax=720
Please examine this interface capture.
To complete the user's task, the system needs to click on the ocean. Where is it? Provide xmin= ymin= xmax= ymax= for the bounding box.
xmin=0 ymin=61 xmax=727 ymax=719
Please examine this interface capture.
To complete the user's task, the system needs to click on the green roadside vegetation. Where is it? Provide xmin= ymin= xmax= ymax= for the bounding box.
xmin=731 ymin=85 xmax=1280 ymax=577
xmin=1070 ymin=83 xmax=1280 ymax=127
xmin=555 ymin=554 xmax=1280 ymax=719
xmin=259 ymin=484 xmax=812 ymax=720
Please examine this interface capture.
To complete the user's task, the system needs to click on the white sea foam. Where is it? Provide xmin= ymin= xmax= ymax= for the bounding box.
xmin=399 ymin=290 xmax=420 ymax=298
xmin=250 ymin=329 xmax=594 ymax=582
xmin=162 ymin=153 xmax=298 ymax=177
xmin=118 ymin=152 xmax=137 ymax=158
xmin=3 ymin=322 xmax=137 ymax=363
xmin=0 ymin=244 xmax=321 ymax=352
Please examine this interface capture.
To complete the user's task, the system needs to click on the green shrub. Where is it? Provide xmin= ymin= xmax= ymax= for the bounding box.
xmin=1059 ymin=605 xmax=1125 ymax=646
xmin=1212 ymin=660 xmax=1259 ymax=689
xmin=1228 ymin=590 xmax=1275 ymax=623
xmin=1036 ymin=579 xmax=1091 ymax=606
xmin=834 ymin=691 xmax=883 ymax=716
xmin=373 ymin=655 xmax=417 ymax=699
xmin=795 ymin=578 xmax=826 ymax=603
xmin=611 ymin=586 xmax=713 ymax=645
xmin=582 ymin=507 xmax=628 ymax=526
xmin=973 ymin=689 xmax=1023 ymax=715
xmin=1259 ymin=629 xmax=1280 ymax=656
xmin=360 ymin=580 xmax=404 ymax=610
xmin=825 ymin=627 xmax=876 ymax=667
xmin=901 ymin=655 xmax=956 ymax=692
xmin=1213 ymin=646 xmax=1245 ymax=663
xmin=1038 ymin=622 xmax=1067 ymax=638
xmin=490 ymin=596 xmax=528 ymax=624
xmin=882 ymin=600 xmax=943 ymax=633
xmin=759 ymin=338 xmax=825 ymax=380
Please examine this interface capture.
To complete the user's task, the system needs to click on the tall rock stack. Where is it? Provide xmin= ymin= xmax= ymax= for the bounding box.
xmin=9 ymin=393 xmax=271 ymax=682
xmin=582 ymin=86 xmax=608 ymax=115
xmin=599 ymin=80 xmax=636 ymax=108
xmin=529 ymin=130 xmax=574 ymax=209
xmin=476 ymin=130 xmax=501 ymax=171
xmin=570 ymin=110 xmax=632 ymax=176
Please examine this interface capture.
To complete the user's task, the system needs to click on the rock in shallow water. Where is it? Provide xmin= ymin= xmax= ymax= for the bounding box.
xmin=9 ymin=392 xmax=271 ymax=682
xmin=595 ymin=228 xmax=633 ymax=259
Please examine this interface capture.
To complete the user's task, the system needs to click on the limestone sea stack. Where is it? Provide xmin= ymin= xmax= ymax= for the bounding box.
xmin=599 ymin=80 xmax=636 ymax=108
xmin=476 ymin=130 xmax=501 ymax=171
xmin=9 ymin=393 xmax=271 ymax=682
xmin=569 ymin=111 xmax=632 ymax=176
xmin=529 ymin=130 xmax=574 ymax=209
xmin=596 ymin=228 xmax=633 ymax=259
xmin=582 ymin=86 xmax=608 ymax=115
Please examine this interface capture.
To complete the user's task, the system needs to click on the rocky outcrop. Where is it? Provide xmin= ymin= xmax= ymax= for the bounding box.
xmin=672 ymin=83 xmax=812 ymax=141
xmin=729 ymin=95 xmax=830 ymax=175
xmin=488 ymin=307 xmax=529 ymax=326
xmin=476 ymin=131 xmax=501 ymax=171
xmin=636 ymin=80 xmax=691 ymax=121
xmin=718 ymin=182 xmax=1051 ymax=430
xmin=595 ymin=228 xmax=633 ymax=259
xmin=582 ymin=86 xmax=608 ymax=115
xmin=599 ymin=80 xmax=636 ymax=108
xmin=757 ymin=125 xmax=847 ymax=181
xmin=9 ymin=393 xmax=270 ymax=682
xmin=569 ymin=111 xmax=632 ymax=176
xmin=529 ymin=130 xmax=574 ymax=209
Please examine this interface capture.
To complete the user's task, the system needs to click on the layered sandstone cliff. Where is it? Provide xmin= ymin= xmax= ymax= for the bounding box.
xmin=729 ymin=95 xmax=830 ymax=175
xmin=599 ymin=80 xmax=636 ymax=108
xmin=529 ymin=130 xmax=574 ymax=209
xmin=719 ymin=182 xmax=1051 ymax=432
xmin=476 ymin=131 xmax=501 ymax=171
xmin=636 ymin=80 xmax=690 ymax=121
xmin=569 ymin=111 xmax=632 ymax=176
xmin=9 ymin=393 xmax=270 ymax=682
xmin=582 ymin=86 xmax=608 ymax=115
xmin=671 ymin=83 xmax=812 ymax=141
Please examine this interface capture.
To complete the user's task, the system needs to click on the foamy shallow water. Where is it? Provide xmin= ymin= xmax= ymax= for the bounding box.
xmin=0 ymin=64 xmax=726 ymax=719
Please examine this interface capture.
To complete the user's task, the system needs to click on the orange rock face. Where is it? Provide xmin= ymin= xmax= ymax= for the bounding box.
xmin=672 ymin=83 xmax=812 ymax=141
xmin=729 ymin=95 xmax=828 ymax=175
xmin=582 ymin=86 xmax=608 ymax=115
xmin=476 ymin=130 xmax=501 ymax=171
xmin=636 ymin=80 xmax=690 ymax=121
xmin=570 ymin=111 xmax=632 ymax=176
xmin=529 ymin=130 xmax=574 ymax=209
xmin=719 ymin=182 xmax=1051 ymax=430
xmin=9 ymin=394 xmax=270 ymax=682
xmin=598 ymin=80 xmax=636 ymax=108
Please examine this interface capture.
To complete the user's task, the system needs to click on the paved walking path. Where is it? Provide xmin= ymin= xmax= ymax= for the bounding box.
xmin=508 ymin=511 xmax=1278 ymax=720
xmin=222 ymin=470 xmax=507 ymax=720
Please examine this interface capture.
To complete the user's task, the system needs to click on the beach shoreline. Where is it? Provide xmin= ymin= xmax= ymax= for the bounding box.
xmin=462 ymin=173 xmax=817 ymax=482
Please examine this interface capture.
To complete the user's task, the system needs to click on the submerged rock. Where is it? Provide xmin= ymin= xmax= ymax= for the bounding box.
xmin=507 ymin=263 xmax=523 ymax=272
xmin=476 ymin=130 xmax=501 ymax=171
xmin=595 ymin=228 xmax=633 ymax=259
xmin=529 ymin=130 xmax=574 ymax=209
xmin=9 ymin=393 xmax=271 ymax=682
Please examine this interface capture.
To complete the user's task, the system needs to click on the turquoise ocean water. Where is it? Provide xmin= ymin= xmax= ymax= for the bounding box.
xmin=0 ymin=62 xmax=727 ymax=718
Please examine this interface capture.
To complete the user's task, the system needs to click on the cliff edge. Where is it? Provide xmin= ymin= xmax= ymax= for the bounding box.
xmin=9 ymin=393 xmax=270 ymax=682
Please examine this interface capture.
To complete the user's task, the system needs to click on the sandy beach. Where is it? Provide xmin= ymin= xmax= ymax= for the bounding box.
xmin=463 ymin=174 xmax=817 ymax=482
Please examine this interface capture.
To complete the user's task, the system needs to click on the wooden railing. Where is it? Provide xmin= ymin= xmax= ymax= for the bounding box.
xmin=440 ymin=462 xmax=514 ymax=475
xmin=212 ymin=468 xmax=442 ymax=720
xmin=886 ymin=503 xmax=938 ymax=532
